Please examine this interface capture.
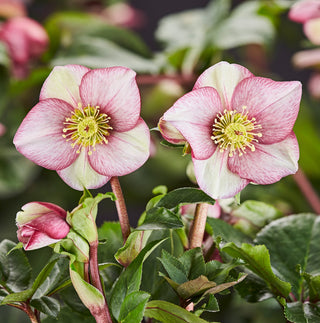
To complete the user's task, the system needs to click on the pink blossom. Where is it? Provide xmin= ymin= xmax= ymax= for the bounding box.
xmin=13 ymin=65 xmax=150 ymax=190
xmin=0 ymin=122 xmax=6 ymax=136
xmin=16 ymin=202 xmax=70 ymax=250
xmin=181 ymin=202 xmax=221 ymax=219
xmin=308 ymin=72 xmax=320 ymax=99
xmin=0 ymin=16 xmax=48 ymax=78
xmin=0 ymin=0 xmax=26 ymax=18
xmin=159 ymin=61 xmax=301 ymax=199
xmin=288 ymin=0 xmax=320 ymax=45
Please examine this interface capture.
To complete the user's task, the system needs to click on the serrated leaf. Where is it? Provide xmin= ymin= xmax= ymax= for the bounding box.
xmin=110 ymin=239 xmax=166 ymax=320
xmin=158 ymin=249 xmax=188 ymax=284
xmin=255 ymin=214 xmax=320 ymax=298
xmin=115 ymin=230 xmax=152 ymax=267
xmin=0 ymin=240 xmax=31 ymax=293
xmin=1 ymin=258 xmax=58 ymax=304
xmin=284 ymin=301 xmax=320 ymax=323
xmin=30 ymin=296 xmax=60 ymax=318
xmin=222 ymin=242 xmax=291 ymax=298
xmin=179 ymin=248 xmax=206 ymax=280
xmin=118 ymin=291 xmax=150 ymax=323
xmin=137 ymin=207 xmax=184 ymax=230
xmin=177 ymin=275 xmax=216 ymax=299
xmin=156 ymin=188 xmax=215 ymax=209
xmin=144 ymin=300 xmax=211 ymax=323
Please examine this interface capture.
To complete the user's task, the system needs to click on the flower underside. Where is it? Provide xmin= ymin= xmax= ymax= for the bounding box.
xmin=211 ymin=106 xmax=262 ymax=157
xmin=63 ymin=104 xmax=112 ymax=155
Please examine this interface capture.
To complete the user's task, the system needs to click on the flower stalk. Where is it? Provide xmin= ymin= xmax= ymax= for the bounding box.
xmin=110 ymin=176 xmax=131 ymax=242
xmin=189 ymin=203 xmax=209 ymax=249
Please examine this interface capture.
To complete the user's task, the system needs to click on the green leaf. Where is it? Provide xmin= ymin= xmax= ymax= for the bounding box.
xmin=30 ymin=296 xmax=60 ymax=318
xmin=0 ymin=240 xmax=31 ymax=293
xmin=118 ymin=291 xmax=150 ymax=323
xmin=206 ymin=217 xmax=252 ymax=245
xmin=255 ymin=214 xmax=320 ymax=298
xmin=110 ymin=239 xmax=166 ymax=320
xmin=137 ymin=207 xmax=184 ymax=230
xmin=144 ymin=300 xmax=210 ymax=323
xmin=302 ymin=272 xmax=320 ymax=302
xmin=178 ymin=248 xmax=206 ymax=280
xmin=158 ymin=249 xmax=188 ymax=284
xmin=284 ymin=301 xmax=320 ymax=323
xmin=177 ymin=275 xmax=216 ymax=299
xmin=156 ymin=187 xmax=215 ymax=209
xmin=115 ymin=230 xmax=152 ymax=266
xmin=222 ymin=242 xmax=291 ymax=298
xmin=1 ymin=258 xmax=58 ymax=304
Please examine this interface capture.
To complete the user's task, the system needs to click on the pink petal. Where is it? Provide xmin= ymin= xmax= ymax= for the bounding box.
xmin=57 ymin=150 xmax=110 ymax=190
xmin=40 ymin=65 xmax=90 ymax=106
xmin=231 ymin=77 xmax=301 ymax=144
xmin=13 ymin=98 xmax=78 ymax=170
xmin=162 ymin=87 xmax=222 ymax=160
xmin=88 ymin=118 xmax=150 ymax=177
xmin=193 ymin=61 xmax=253 ymax=109
xmin=158 ymin=117 xmax=186 ymax=145
xmin=304 ymin=18 xmax=320 ymax=45
xmin=193 ymin=150 xmax=249 ymax=199
xmin=228 ymin=132 xmax=299 ymax=185
xmin=20 ymin=230 xmax=61 ymax=251
xmin=79 ymin=67 xmax=140 ymax=132
xmin=292 ymin=48 xmax=320 ymax=69
xmin=288 ymin=0 xmax=320 ymax=23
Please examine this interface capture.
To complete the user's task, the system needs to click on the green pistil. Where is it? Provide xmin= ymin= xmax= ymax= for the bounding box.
xmin=211 ymin=106 xmax=262 ymax=157
xmin=62 ymin=104 xmax=112 ymax=155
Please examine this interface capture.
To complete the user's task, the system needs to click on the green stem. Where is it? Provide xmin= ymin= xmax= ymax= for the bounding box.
xmin=89 ymin=240 xmax=113 ymax=323
xmin=110 ymin=176 xmax=131 ymax=242
xmin=189 ymin=203 xmax=209 ymax=249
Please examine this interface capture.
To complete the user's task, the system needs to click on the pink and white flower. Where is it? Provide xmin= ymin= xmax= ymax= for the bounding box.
xmin=159 ymin=61 xmax=301 ymax=199
xmin=289 ymin=0 xmax=320 ymax=45
xmin=13 ymin=65 xmax=150 ymax=190
xmin=16 ymin=202 xmax=70 ymax=250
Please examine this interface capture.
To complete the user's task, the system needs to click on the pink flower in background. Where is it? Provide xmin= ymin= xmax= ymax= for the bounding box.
xmin=159 ymin=62 xmax=301 ymax=199
xmin=16 ymin=202 xmax=70 ymax=250
xmin=14 ymin=65 xmax=150 ymax=190
xmin=0 ymin=16 xmax=49 ymax=78
xmin=289 ymin=0 xmax=320 ymax=45
xmin=0 ymin=122 xmax=6 ymax=136
xmin=0 ymin=0 xmax=26 ymax=19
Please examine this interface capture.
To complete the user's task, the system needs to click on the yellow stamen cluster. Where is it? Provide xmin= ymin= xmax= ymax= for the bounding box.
xmin=211 ymin=106 xmax=262 ymax=157
xmin=62 ymin=103 xmax=112 ymax=155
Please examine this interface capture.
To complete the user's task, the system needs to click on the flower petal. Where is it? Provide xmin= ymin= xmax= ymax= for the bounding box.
xmin=193 ymin=150 xmax=249 ymax=199
xmin=40 ymin=65 xmax=90 ymax=106
xmin=18 ymin=229 xmax=61 ymax=251
xmin=79 ymin=67 xmax=140 ymax=132
xmin=13 ymin=98 xmax=77 ymax=170
xmin=88 ymin=118 xmax=150 ymax=177
xmin=304 ymin=18 xmax=320 ymax=45
xmin=57 ymin=150 xmax=110 ymax=190
xmin=193 ymin=61 xmax=253 ymax=109
xmin=292 ymin=48 xmax=320 ymax=69
xmin=288 ymin=0 xmax=320 ymax=23
xmin=228 ymin=132 xmax=299 ymax=185
xmin=231 ymin=77 xmax=302 ymax=144
xmin=158 ymin=117 xmax=186 ymax=145
xmin=162 ymin=87 xmax=222 ymax=160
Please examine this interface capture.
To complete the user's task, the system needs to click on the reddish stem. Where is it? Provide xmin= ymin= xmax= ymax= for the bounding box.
xmin=89 ymin=240 xmax=113 ymax=323
xmin=189 ymin=203 xmax=209 ymax=249
xmin=110 ymin=177 xmax=131 ymax=242
xmin=293 ymin=168 xmax=320 ymax=214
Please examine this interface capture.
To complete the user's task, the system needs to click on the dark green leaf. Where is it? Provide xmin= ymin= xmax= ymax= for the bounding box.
xmin=144 ymin=300 xmax=211 ymax=323
xmin=222 ymin=242 xmax=291 ymax=298
xmin=0 ymin=240 xmax=31 ymax=293
xmin=118 ymin=291 xmax=150 ymax=323
xmin=284 ymin=301 xmax=320 ymax=323
xmin=179 ymin=248 xmax=206 ymax=280
xmin=137 ymin=207 xmax=184 ymax=230
xmin=30 ymin=296 xmax=60 ymax=318
xmin=302 ymin=272 xmax=320 ymax=302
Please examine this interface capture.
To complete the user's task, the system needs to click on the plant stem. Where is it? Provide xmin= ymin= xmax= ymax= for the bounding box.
xmin=89 ymin=240 xmax=113 ymax=323
xmin=293 ymin=168 xmax=320 ymax=214
xmin=84 ymin=261 xmax=90 ymax=283
xmin=23 ymin=304 xmax=39 ymax=323
xmin=110 ymin=176 xmax=131 ymax=242
xmin=189 ymin=203 xmax=209 ymax=249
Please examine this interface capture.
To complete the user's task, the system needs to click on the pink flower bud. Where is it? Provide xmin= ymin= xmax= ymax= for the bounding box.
xmin=16 ymin=202 xmax=70 ymax=250
xmin=0 ymin=16 xmax=49 ymax=78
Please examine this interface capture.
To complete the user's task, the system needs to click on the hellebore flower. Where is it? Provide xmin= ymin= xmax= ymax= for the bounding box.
xmin=0 ymin=16 xmax=49 ymax=78
xmin=289 ymin=0 xmax=320 ymax=45
xmin=16 ymin=202 xmax=70 ymax=250
xmin=159 ymin=61 xmax=301 ymax=199
xmin=13 ymin=65 xmax=150 ymax=190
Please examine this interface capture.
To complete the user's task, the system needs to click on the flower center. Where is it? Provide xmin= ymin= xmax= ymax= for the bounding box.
xmin=211 ymin=106 xmax=262 ymax=157
xmin=62 ymin=104 xmax=112 ymax=155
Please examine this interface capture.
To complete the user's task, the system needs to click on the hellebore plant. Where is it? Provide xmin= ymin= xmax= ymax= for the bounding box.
xmin=3 ymin=61 xmax=318 ymax=323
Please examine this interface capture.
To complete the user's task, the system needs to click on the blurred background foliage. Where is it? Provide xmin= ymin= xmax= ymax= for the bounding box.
xmin=0 ymin=0 xmax=319 ymax=322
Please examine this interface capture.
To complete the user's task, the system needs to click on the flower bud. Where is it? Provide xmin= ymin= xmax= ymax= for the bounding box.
xmin=16 ymin=202 xmax=70 ymax=250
